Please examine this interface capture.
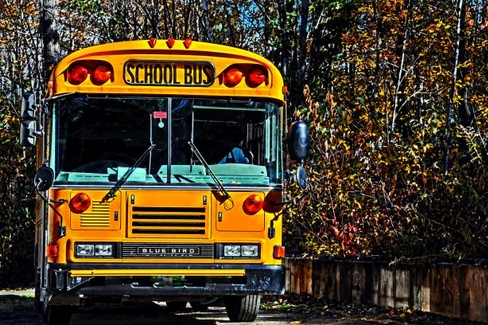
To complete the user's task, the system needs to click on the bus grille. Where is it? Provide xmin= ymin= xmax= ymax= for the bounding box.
xmin=129 ymin=206 xmax=208 ymax=238
xmin=122 ymin=243 xmax=214 ymax=259
xmin=80 ymin=200 xmax=111 ymax=227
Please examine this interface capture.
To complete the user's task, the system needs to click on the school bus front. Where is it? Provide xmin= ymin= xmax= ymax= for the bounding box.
xmin=24 ymin=39 xmax=300 ymax=324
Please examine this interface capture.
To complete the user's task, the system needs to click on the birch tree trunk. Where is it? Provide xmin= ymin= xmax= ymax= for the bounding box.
xmin=445 ymin=0 xmax=465 ymax=173
xmin=39 ymin=0 xmax=61 ymax=84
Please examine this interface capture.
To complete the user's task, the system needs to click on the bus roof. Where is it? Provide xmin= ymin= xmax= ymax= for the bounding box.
xmin=50 ymin=39 xmax=286 ymax=104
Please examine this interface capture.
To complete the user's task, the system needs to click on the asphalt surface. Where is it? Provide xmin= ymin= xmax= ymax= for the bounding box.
xmin=0 ymin=289 xmax=379 ymax=325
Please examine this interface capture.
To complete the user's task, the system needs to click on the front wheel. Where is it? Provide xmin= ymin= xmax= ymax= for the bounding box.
xmin=224 ymin=295 xmax=261 ymax=322
xmin=34 ymin=270 xmax=42 ymax=314
xmin=166 ymin=301 xmax=188 ymax=312
xmin=45 ymin=305 xmax=74 ymax=325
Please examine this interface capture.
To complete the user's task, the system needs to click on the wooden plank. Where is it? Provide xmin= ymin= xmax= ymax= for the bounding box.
xmin=284 ymin=258 xmax=487 ymax=322
xmin=312 ymin=260 xmax=326 ymax=299
xmin=379 ymin=267 xmax=395 ymax=307
xmin=352 ymin=263 xmax=366 ymax=304
xmin=394 ymin=267 xmax=410 ymax=308
xmin=461 ymin=265 xmax=488 ymax=322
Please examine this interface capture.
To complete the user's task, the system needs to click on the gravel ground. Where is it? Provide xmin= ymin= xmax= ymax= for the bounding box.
xmin=0 ymin=290 xmax=484 ymax=325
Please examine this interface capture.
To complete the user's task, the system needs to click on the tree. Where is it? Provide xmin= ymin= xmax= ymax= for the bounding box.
xmin=287 ymin=0 xmax=488 ymax=258
xmin=0 ymin=0 xmax=38 ymax=287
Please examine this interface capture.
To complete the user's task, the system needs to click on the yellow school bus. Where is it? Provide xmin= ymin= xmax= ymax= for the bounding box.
xmin=20 ymin=38 xmax=309 ymax=324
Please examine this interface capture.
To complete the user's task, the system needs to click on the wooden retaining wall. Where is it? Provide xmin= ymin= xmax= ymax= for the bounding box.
xmin=283 ymin=258 xmax=487 ymax=323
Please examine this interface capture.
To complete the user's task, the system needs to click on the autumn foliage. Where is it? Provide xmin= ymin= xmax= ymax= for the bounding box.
xmin=285 ymin=0 xmax=488 ymax=259
xmin=1 ymin=0 xmax=487 ymax=287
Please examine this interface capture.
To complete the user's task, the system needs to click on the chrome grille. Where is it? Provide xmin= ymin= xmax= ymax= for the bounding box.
xmin=122 ymin=243 xmax=214 ymax=258
xmin=129 ymin=206 xmax=207 ymax=237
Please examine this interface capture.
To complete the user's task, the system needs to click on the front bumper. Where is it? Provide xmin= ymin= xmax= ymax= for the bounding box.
xmin=47 ymin=263 xmax=284 ymax=304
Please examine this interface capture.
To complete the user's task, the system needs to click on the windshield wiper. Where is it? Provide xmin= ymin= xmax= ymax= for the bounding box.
xmin=101 ymin=144 xmax=156 ymax=203
xmin=187 ymin=141 xmax=231 ymax=201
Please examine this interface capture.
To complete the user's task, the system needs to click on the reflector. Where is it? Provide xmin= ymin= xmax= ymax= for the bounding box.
xmin=47 ymin=244 xmax=58 ymax=258
xmin=224 ymin=68 xmax=243 ymax=87
xmin=273 ymin=245 xmax=285 ymax=259
xmin=70 ymin=192 xmax=91 ymax=214
xmin=68 ymin=65 xmax=88 ymax=84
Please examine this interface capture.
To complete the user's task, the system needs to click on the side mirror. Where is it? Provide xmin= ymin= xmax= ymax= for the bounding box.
xmin=20 ymin=120 xmax=37 ymax=146
xmin=21 ymin=92 xmax=36 ymax=119
xmin=34 ymin=166 xmax=54 ymax=191
xmin=288 ymin=120 xmax=310 ymax=162
xmin=20 ymin=92 xmax=37 ymax=147
xmin=296 ymin=166 xmax=308 ymax=190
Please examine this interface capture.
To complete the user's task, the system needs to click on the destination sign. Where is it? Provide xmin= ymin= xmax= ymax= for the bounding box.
xmin=124 ymin=60 xmax=214 ymax=86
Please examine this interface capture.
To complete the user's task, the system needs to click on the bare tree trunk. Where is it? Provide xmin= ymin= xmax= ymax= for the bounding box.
xmin=39 ymin=0 xmax=61 ymax=84
xmin=390 ymin=1 xmax=410 ymax=144
xmin=297 ymin=0 xmax=309 ymax=96
xmin=201 ymin=0 xmax=213 ymax=42
xmin=445 ymin=0 xmax=465 ymax=173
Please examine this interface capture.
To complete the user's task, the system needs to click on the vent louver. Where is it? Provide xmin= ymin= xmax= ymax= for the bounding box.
xmin=129 ymin=206 xmax=208 ymax=238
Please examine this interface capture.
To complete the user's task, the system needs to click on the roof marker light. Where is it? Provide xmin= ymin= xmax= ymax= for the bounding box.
xmin=148 ymin=38 xmax=157 ymax=48
xmin=184 ymin=38 xmax=192 ymax=49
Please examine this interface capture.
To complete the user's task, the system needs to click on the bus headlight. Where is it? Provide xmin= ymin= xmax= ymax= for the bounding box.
xmin=75 ymin=243 xmax=114 ymax=257
xmin=224 ymin=245 xmax=241 ymax=257
xmin=220 ymin=244 xmax=260 ymax=259
xmin=241 ymin=245 xmax=259 ymax=257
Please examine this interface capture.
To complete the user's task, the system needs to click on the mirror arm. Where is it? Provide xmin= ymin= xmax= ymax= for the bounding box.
xmin=49 ymin=202 xmax=66 ymax=237
xmin=268 ymin=211 xmax=283 ymax=239
xmin=35 ymin=187 xmax=67 ymax=238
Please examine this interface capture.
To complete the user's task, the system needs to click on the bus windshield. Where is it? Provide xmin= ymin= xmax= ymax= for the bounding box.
xmin=53 ymin=96 xmax=282 ymax=186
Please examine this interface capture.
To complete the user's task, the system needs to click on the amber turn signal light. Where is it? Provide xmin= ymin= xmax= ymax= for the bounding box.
xmin=70 ymin=192 xmax=91 ymax=214
xmin=243 ymin=194 xmax=264 ymax=215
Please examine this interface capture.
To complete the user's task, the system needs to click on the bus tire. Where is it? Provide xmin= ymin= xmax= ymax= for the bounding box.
xmin=34 ymin=271 xmax=42 ymax=314
xmin=190 ymin=301 xmax=209 ymax=311
xmin=166 ymin=301 xmax=188 ymax=312
xmin=224 ymin=295 xmax=260 ymax=322
xmin=46 ymin=305 xmax=73 ymax=325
